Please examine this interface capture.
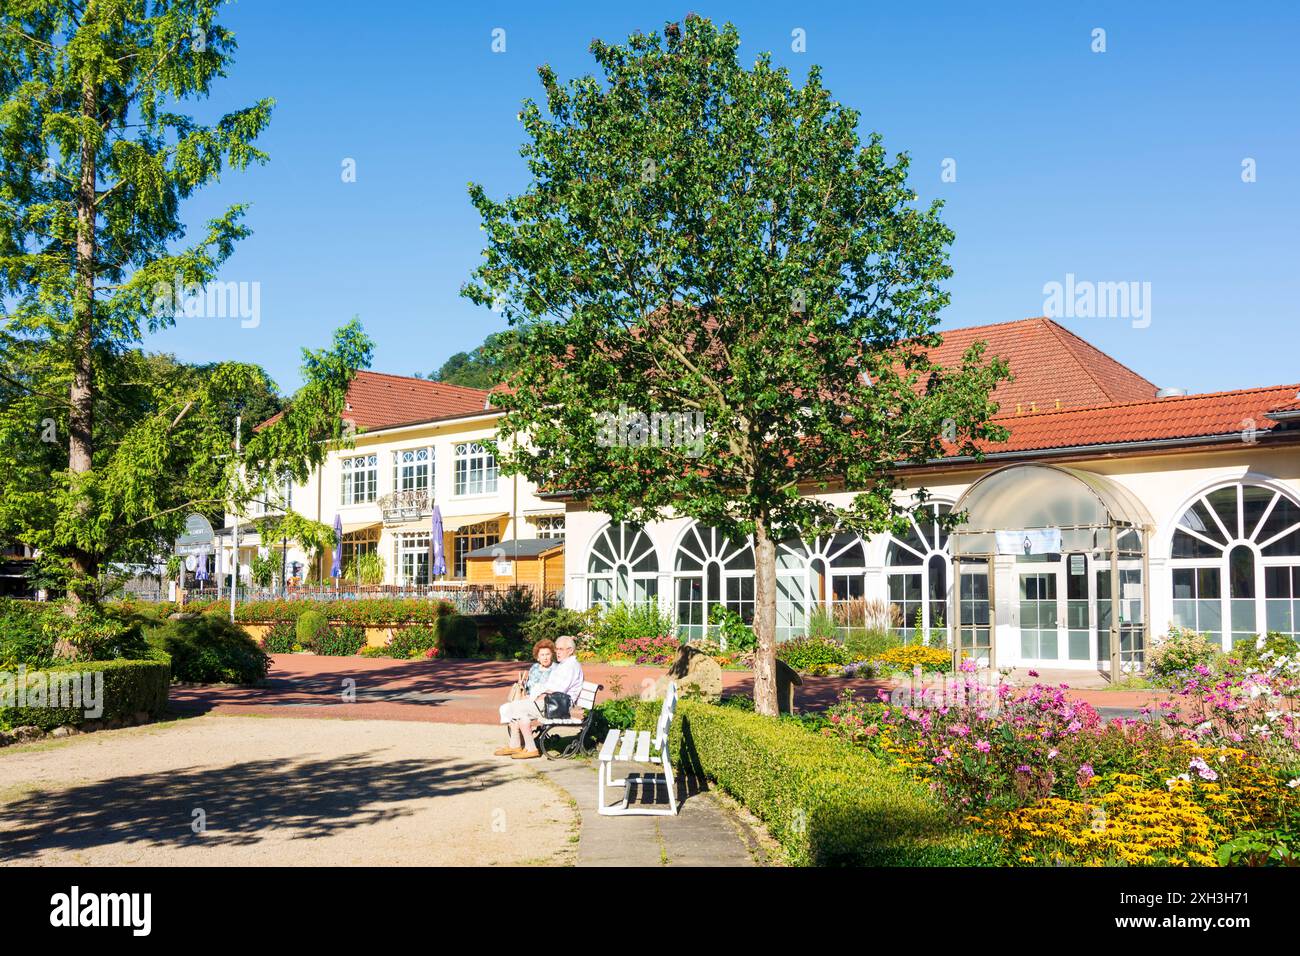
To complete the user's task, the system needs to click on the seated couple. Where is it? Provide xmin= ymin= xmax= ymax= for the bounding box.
xmin=496 ymin=634 xmax=583 ymax=760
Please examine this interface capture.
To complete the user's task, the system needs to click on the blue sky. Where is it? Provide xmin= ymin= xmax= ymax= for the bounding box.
xmin=147 ymin=0 xmax=1300 ymax=396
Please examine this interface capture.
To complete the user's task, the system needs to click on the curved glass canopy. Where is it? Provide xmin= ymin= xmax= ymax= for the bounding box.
xmin=951 ymin=464 xmax=1153 ymax=554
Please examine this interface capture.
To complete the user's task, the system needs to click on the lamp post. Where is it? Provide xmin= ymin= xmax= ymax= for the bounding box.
xmin=229 ymin=413 xmax=241 ymax=624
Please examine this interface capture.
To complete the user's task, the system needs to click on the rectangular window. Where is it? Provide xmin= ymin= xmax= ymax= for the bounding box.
xmin=393 ymin=447 xmax=433 ymax=494
xmin=454 ymin=442 xmax=498 ymax=496
xmin=453 ymin=520 xmax=499 ymax=578
xmin=533 ymin=515 xmax=565 ymax=540
xmin=340 ymin=454 xmax=379 ymax=505
xmin=1172 ymin=566 xmax=1223 ymax=644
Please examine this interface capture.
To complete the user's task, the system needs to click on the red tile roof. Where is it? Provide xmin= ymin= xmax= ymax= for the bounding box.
xmin=930 ymin=317 xmax=1157 ymax=411
xmin=258 ymin=371 xmax=491 ymax=432
xmin=965 ymin=384 xmax=1300 ymax=458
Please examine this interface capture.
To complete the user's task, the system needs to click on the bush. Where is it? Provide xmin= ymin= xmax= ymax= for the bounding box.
xmin=436 ymin=613 xmax=480 ymax=658
xmin=616 ymin=634 xmax=681 ymax=665
xmin=1149 ymin=625 xmax=1222 ymax=686
xmin=633 ymin=699 xmax=988 ymax=865
xmin=387 ymin=624 xmax=439 ymax=659
xmin=0 ymin=599 xmax=58 ymax=668
xmin=708 ymin=605 xmax=756 ymax=652
xmin=261 ymin=620 xmax=297 ymax=654
xmin=191 ymin=597 xmax=455 ymax=627
xmin=521 ymin=607 xmax=592 ymax=646
xmin=587 ymin=603 xmax=675 ymax=657
xmin=844 ymin=627 xmax=899 ymax=662
xmin=295 ymin=609 xmax=331 ymax=650
xmin=777 ymin=634 xmax=849 ymax=671
xmin=159 ymin=616 xmax=271 ymax=684
xmin=0 ymin=659 xmax=171 ymax=732
xmin=314 ymin=624 xmax=366 ymax=657
xmin=1231 ymin=631 xmax=1300 ymax=671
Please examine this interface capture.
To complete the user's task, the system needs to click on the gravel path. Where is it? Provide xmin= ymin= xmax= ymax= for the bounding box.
xmin=0 ymin=715 xmax=577 ymax=866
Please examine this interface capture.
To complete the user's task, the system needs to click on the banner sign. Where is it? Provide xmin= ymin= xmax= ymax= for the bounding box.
xmin=996 ymin=528 xmax=1063 ymax=556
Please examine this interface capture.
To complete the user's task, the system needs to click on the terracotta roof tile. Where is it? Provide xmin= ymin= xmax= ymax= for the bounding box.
xmin=258 ymin=371 xmax=491 ymax=432
xmin=930 ymin=317 xmax=1157 ymax=411
xmin=966 ymin=384 xmax=1300 ymax=457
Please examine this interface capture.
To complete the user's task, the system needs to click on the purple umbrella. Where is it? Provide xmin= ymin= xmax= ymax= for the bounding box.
xmin=331 ymin=513 xmax=343 ymax=578
xmin=430 ymin=505 xmax=447 ymax=578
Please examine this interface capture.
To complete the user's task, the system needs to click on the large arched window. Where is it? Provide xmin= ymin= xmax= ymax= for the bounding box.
xmin=586 ymin=523 xmax=658 ymax=609
xmin=673 ymin=525 xmax=754 ymax=640
xmin=775 ymin=532 xmax=868 ymax=639
xmin=1170 ymin=483 xmax=1300 ymax=647
xmin=885 ymin=503 xmax=952 ymax=642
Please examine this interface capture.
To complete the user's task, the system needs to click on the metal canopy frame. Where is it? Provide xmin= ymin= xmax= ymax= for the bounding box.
xmin=946 ymin=464 xmax=1153 ymax=680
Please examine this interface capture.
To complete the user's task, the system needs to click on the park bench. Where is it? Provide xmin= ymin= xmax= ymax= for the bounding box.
xmin=596 ymin=681 xmax=678 ymax=816
xmin=533 ymin=680 xmax=602 ymax=759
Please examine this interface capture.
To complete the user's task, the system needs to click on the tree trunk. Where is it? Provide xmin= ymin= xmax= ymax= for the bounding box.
xmin=752 ymin=518 xmax=778 ymax=716
xmin=65 ymin=72 xmax=98 ymax=613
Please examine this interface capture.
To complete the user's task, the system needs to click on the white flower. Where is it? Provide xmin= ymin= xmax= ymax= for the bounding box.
xmin=1287 ymin=778 xmax=1300 ymax=789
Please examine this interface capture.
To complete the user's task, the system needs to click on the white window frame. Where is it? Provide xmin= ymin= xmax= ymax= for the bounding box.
xmin=393 ymin=446 xmax=434 ymax=495
xmin=453 ymin=441 xmax=498 ymax=496
xmin=340 ymin=453 xmax=379 ymax=505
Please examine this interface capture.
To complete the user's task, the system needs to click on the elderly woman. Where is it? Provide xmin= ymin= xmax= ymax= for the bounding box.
xmin=507 ymin=639 xmax=556 ymax=703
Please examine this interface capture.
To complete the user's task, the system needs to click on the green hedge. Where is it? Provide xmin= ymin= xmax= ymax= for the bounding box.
xmin=634 ymin=699 xmax=996 ymax=866
xmin=198 ymin=598 xmax=456 ymax=627
xmin=436 ymin=613 xmax=480 ymax=658
xmin=0 ymin=659 xmax=171 ymax=732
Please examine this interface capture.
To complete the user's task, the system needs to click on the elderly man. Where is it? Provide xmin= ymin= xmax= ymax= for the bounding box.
xmin=495 ymin=634 xmax=584 ymax=759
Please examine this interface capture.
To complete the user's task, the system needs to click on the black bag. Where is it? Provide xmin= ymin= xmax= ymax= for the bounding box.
xmin=542 ymin=692 xmax=571 ymax=719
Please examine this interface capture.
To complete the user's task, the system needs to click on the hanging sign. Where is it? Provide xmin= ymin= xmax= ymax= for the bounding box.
xmin=1069 ymin=554 xmax=1086 ymax=576
xmin=996 ymin=528 xmax=1062 ymax=556
xmin=175 ymin=513 xmax=215 ymax=556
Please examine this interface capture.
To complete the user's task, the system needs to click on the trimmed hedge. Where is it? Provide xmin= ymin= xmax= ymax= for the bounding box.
xmin=0 ymin=659 xmax=171 ymax=731
xmin=189 ymin=598 xmax=456 ymax=627
xmin=634 ymin=699 xmax=996 ymax=866
xmin=436 ymin=613 xmax=480 ymax=658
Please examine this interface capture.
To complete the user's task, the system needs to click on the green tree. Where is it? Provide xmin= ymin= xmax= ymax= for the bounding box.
xmin=430 ymin=329 xmax=518 ymax=389
xmin=464 ymin=17 xmax=1009 ymax=715
xmin=0 ymin=2 xmax=371 ymax=608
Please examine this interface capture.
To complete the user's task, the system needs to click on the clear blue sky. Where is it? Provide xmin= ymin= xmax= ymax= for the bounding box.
xmin=145 ymin=0 xmax=1300 ymax=396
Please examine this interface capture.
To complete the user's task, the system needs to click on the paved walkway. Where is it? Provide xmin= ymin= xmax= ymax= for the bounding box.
xmin=168 ymin=655 xmax=1171 ymax=725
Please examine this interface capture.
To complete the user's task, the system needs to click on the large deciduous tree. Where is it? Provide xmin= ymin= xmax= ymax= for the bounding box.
xmin=0 ymin=1 xmax=372 ymax=605
xmin=465 ymin=17 xmax=1009 ymax=715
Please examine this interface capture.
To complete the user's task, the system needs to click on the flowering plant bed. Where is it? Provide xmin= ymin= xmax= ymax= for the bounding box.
xmin=821 ymin=653 xmax=1300 ymax=866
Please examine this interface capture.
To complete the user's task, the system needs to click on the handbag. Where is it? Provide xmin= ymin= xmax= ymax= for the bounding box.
xmin=542 ymin=692 xmax=571 ymax=719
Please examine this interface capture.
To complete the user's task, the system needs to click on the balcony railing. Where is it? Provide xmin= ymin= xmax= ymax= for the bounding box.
xmin=378 ymin=489 xmax=433 ymax=523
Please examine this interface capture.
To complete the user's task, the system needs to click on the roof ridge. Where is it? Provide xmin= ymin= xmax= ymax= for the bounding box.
xmin=992 ymin=382 xmax=1300 ymax=422
xmin=939 ymin=316 xmax=1052 ymax=337
xmin=1036 ymin=319 xmax=1154 ymax=402
xmin=353 ymin=369 xmax=491 ymax=397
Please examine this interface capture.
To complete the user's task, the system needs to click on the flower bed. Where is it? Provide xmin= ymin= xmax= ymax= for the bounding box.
xmin=822 ymin=654 xmax=1300 ymax=866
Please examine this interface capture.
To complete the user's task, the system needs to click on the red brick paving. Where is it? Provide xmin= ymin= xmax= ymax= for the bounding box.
xmin=168 ymin=655 xmax=1171 ymax=725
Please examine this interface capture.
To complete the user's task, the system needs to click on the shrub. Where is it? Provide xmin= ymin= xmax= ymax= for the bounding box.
xmin=522 ymin=607 xmax=593 ymax=646
xmin=159 ymin=616 xmax=271 ymax=684
xmin=436 ymin=613 xmax=480 ymax=658
xmin=314 ymin=624 xmax=366 ymax=657
xmin=587 ymin=603 xmax=676 ymax=657
xmin=295 ymin=609 xmax=331 ymax=650
xmin=805 ymin=608 xmax=840 ymax=642
xmin=213 ymin=597 xmax=455 ymax=627
xmin=633 ymin=699 xmax=987 ymax=865
xmin=1231 ymin=631 xmax=1300 ymax=672
xmin=844 ymin=627 xmax=899 ymax=662
xmin=708 ymin=605 xmax=756 ymax=652
xmin=615 ymin=634 xmax=681 ymax=665
xmin=39 ymin=604 xmax=150 ymax=662
xmin=777 ymin=634 xmax=849 ymax=672
xmin=0 ymin=659 xmax=171 ymax=731
xmin=0 ymin=599 xmax=58 ymax=668
xmin=261 ymin=620 xmax=297 ymax=654
xmin=387 ymin=624 xmax=439 ymax=659
xmin=1149 ymin=626 xmax=1223 ymax=686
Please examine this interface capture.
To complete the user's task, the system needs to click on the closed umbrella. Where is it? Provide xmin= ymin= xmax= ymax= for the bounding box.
xmin=331 ymin=514 xmax=343 ymax=580
xmin=430 ymin=505 xmax=447 ymax=579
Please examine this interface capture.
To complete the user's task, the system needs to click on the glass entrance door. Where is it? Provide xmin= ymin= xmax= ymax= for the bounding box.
xmin=955 ymin=560 xmax=992 ymax=667
xmin=1018 ymin=569 xmax=1059 ymax=661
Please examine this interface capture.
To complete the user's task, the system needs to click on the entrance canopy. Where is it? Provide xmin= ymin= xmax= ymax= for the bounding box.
xmin=950 ymin=464 xmax=1152 ymax=554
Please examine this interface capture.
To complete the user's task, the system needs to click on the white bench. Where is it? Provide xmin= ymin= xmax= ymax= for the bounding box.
xmin=533 ymin=680 xmax=602 ymax=759
xmin=596 ymin=681 xmax=678 ymax=816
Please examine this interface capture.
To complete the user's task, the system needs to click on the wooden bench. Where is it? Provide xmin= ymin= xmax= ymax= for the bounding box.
xmin=596 ymin=681 xmax=678 ymax=816
xmin=533 ymin=680 xmax=602 ymax=759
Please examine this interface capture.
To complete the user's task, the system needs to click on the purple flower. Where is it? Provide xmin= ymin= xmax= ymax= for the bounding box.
xmin=1015 ymin=764 xmax=1032 ymax=773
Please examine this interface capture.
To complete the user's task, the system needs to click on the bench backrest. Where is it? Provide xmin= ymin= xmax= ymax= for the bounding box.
xmin=575 ymin=681 xmax=601 ymax=711
xmin=655 ymin=681 xmax=678 ymax=752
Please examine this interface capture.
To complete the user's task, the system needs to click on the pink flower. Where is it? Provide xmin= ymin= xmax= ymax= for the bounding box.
xmin=975 ymin=740 xmax=991 ymax=753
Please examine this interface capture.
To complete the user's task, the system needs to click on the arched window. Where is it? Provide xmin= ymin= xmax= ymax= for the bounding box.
xmin=885 ymin=503 xmax=952 ymax=641
xmin=775 ymin=532 xmax=868 ymax=639
xmin=586 ymin=523 xmax=658 ymax=609
xmin=1170 ymin=483 xmax=1300 ymax=647
xmin=673 ymin=525 xmax=754 ymax=640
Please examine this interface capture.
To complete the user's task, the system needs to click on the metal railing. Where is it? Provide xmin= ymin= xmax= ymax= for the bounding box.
xmin=377 ymin=489 xmax=433 ymax=523
xmin=174 ymin=582 xmax=561 ymax=615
